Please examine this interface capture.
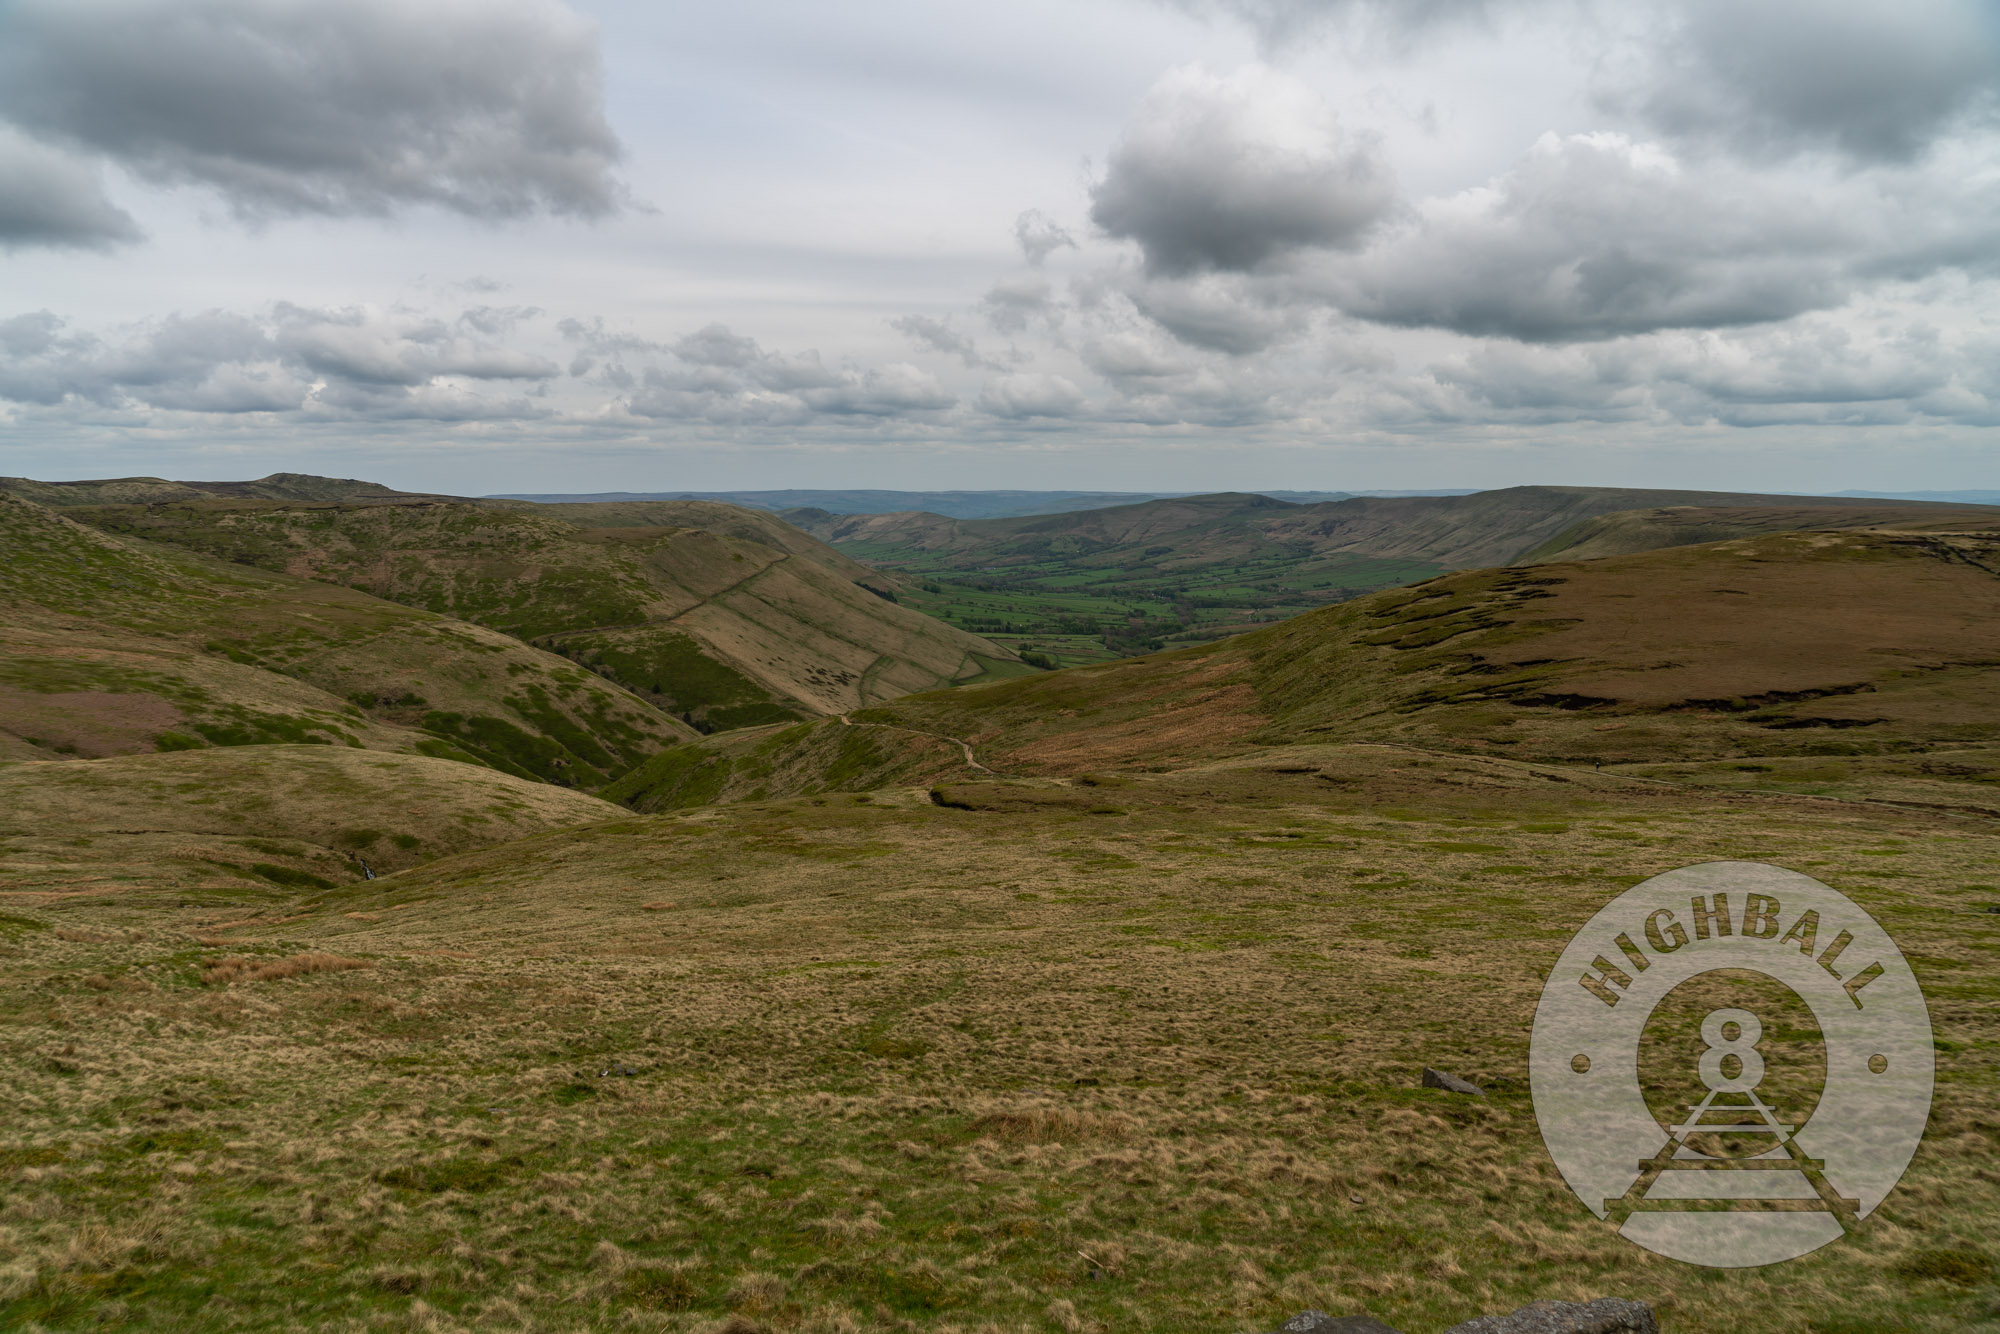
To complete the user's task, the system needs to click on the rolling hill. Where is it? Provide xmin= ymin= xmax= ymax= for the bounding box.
xmin=1520 ymin=502 xmax=2000 ymax=564
xmin=0 ymin=744 xmax=620 ymax=899
xmin=495 ymin=488 xmax=1468 ymax=516
xmin=0 ymin=492 xmax=694 ymax=784
xmin=61 ymin=495 xmax=1028 ymax=732
xmin=610 ymin=521 xmax=2000 ymax=810
xmin=494 ymin=488 xmax=1195 ymax=519
xmin=0 ymin=471 xmax=451 ymax=507
xmin=4 ymin=484 xmax=1998 ymax=1334
xmin=782 ymin=484 xmax=2000 ymax=665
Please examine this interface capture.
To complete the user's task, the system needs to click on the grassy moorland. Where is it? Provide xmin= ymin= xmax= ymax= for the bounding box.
xmin=1 ymin=750 xmax=1995 ymax=1333
xmin=3 ymin=502 xmax=2000 ymax=1333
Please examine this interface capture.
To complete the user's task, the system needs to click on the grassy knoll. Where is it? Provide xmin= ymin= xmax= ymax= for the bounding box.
xmin=1 ymin=749 xmax=1994 ymax=1332
xmin=0 ymin=744 xmax=620 ymax=897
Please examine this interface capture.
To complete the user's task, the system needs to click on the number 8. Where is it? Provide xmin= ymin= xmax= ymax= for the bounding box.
xmin=1698 ymin=1007 xmax=1765 ymax=1092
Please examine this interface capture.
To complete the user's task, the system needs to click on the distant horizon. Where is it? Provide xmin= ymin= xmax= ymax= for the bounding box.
xmin=3 ymin=1 xmax=1996 ymax=495
xmin=11 ymin=466 xmax=1997 ymax=512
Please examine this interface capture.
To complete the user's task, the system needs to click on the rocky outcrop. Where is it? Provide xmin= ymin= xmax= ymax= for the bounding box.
xmin=1262 ymin=1298 xmax=1657 ymax=1334
xmin=1443 ymin=1298 xmax=1657 ymax=1333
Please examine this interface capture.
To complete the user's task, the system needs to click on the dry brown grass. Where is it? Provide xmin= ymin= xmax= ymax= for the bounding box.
xmin=1 ymin=744 xmax=1991 ymax=1332
xmin=200 ymin=951 xmax=374 ymax=985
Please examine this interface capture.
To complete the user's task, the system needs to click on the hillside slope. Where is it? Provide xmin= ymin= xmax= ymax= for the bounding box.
xmin=510 ymin=498 xmax=896 ymax=587
xmin=800 ymin=484 xmax=1990 ymax=573
xmin=781 ymin=486 xmax=1995 ymax=664
xmin=610 ymin=523 xmax=2000 ymax=808
xmin=0 ymin=494 xmax=693 ymax=783
xmin=1520 ymin=502 xmax=2000 ymax=564
xmin=67 ymin=497 xmax=1026 ymax=731
xmin=0 ymin=744 xmax=620 ymax=898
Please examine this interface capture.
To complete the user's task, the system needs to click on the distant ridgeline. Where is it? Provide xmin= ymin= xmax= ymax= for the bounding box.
xmin=485 ymin=488 xmax=1478 ymax=520
xmin=765 ymin=485 xmax=2000 ymax=665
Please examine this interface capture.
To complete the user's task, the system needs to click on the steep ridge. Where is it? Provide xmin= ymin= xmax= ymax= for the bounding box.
xmin=609 ymin=524 xmax=2000 ymax=808
xmin=66 ymin=496 xmax=1027 ymax=731
xmin=0 ymin=493 xmax=693 ymax=783
xmin=510 ymin=498 xmax=896 ymax=588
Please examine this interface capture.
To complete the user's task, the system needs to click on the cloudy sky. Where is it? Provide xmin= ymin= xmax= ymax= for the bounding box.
xmin=1 ymin=0 xmax=1996 ymax=493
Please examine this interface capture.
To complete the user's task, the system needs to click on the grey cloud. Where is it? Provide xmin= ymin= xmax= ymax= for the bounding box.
xmin=1161 ymin=0 xmax=1502 ymax=52
xmin=672 ymin=323 xmax=763 ymax=369
xmin=981 ymin=276 xmax=1061 ymax=334
xmin=0 ymin=313 xmax=65 ymax=360
xmin=1079 ymin=333 xmax=1192 ymax=389
xmin=1089 ymin=65 xmax=1396 ymax=276
xmin=889 ymin=314 xmax=1000 ymax=369
xmin=976 ymin=373 xmax=1086 ymax=419
xmin=0 ymin=304 xmax=556 ymax=420
xmin=0 ymin=128 xmax=142 ymax=250
xmin=1325 ymin=133 xmax=1868 ymax=341
xmin=458 ymin=306 xmax=544 ymax=338
xmin=1127 ymin=272 xmax=1306 ymax=354
xmin=0 ymin=0 xmax=623 ymax=220
xmin=1410 ymin=320 xmax=1998 ymax=428
xmin=1013 ymin=210 xmax=1077 ymax=267
xmin=309 ymin=379 xmax=551 ymax=423
xmin=664 ymin=325 xmax=842 ymax=392
xmin=573 ymin=320 xmax=934 ymax=422
xmin=0 ymin=310 xmax=302 ymax=410
xmin=1629 ymin=0 xmax=2000 ymax=163
xmin=273 ymin=306 xmax=558 ymax=386
xmin=619 ymin=325 xmax=955 ymax=424
xmin=801 ymin=364 xmax=955 ymax=416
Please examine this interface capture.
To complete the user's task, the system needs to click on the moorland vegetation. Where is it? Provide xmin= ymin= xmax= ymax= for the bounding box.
xmin=1 ymin=476 xmax=1996 ymax=1333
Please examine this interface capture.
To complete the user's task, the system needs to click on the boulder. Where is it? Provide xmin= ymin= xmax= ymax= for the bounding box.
xmin=1268 ymin=1313 xmax=1404 ymax=1334
xmin=1441 ymin=1298 xmax=1657 ymax=1334
xmin=1421 ymin=1067 xmax=1484 ymax=1096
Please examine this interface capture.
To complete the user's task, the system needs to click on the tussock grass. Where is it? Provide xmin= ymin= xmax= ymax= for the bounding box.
xmin=200 ymin=951 xmax=374 ymax=985
xmin=1 ymin=745 xmax=1994 ymax=1332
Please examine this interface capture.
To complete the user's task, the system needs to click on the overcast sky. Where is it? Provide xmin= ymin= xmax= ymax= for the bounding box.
xmin=1 ymin=0 xmax=1996 ymax=493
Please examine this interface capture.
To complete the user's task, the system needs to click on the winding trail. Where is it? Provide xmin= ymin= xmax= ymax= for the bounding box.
xmin=836 ymin=714 xmax=993 ymax=774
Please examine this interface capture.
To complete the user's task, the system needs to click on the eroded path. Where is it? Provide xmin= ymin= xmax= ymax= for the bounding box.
xmin=837 ymin=713 xmax=993 ymax=773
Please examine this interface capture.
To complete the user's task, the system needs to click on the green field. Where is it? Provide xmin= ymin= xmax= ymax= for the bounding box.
xmin=870 ymin=551 xmax=1443 ymax=666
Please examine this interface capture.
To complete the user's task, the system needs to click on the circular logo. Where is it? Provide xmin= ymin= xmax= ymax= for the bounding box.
xmin=1530 ymin=861 xmax=1934 ymax=1268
